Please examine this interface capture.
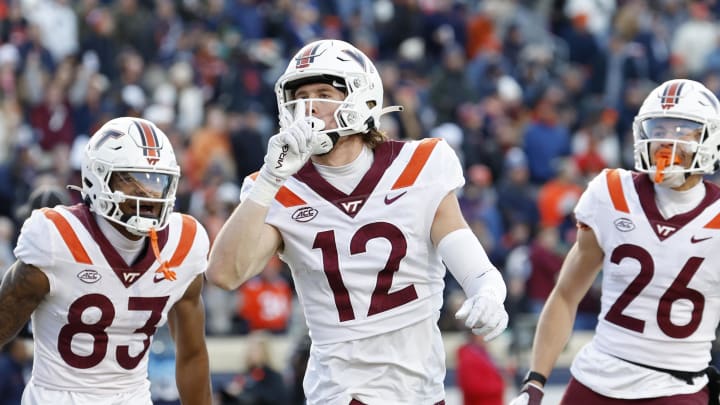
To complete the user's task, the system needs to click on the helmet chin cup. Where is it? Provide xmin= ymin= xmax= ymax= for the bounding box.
xmin=301 ymin=116 xmax=335 ymax=155
xmin=307 ymin=116 xmax=325 ymax=132
xmin=312 ymin=132 xmax=336 ymax=155
xmin=124 ymin=215 xmax=160 ymax=236
xmin=649 ymin=168 xmax=686 ymax=188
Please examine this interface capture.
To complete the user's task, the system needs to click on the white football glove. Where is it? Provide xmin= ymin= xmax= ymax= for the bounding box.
xmin=261 ymin=101 xmax=315 ymax=184
xmin=454 ymin=292 xmax=509 ymax=340
xmin=247 ymin=102 xmax=335 ymax=206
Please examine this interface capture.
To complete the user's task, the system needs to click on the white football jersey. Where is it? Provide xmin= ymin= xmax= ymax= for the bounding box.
xmin=14 ymin=204 xmax=208 ymax=394
xmin=571 ymin=168 xmax=720 ymax=396
xmin=241 ymin=138 xmax=464 ymax=345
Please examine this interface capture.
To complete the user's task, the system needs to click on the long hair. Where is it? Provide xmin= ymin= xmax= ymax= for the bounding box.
xmin=362 ymin=128 xmax=388 ymax=149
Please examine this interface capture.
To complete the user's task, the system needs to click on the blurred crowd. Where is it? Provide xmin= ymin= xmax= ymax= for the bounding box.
xmin=4 ymin=0 xmax=720 ymax=401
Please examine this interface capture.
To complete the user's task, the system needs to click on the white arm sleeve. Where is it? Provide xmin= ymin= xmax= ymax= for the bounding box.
xmin=437 ymin=228 xmax=506 ymax=303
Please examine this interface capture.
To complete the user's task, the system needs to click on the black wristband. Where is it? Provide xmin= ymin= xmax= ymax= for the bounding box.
xmin=523 ymin=371 xmax=547 ymax=386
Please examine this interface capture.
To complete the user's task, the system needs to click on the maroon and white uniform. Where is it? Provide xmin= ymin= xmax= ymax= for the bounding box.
xmin=14 ymin=204 xmax=208 ymax=404
xmin=241 ymin=138 xmax=464 ymax=404
xmin=570 ymin=168 xmax=720 ymax=398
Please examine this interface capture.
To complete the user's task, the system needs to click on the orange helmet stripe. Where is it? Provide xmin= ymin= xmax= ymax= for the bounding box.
xmin=660 ymin=81 xmax=685 ymax=110
xmin=134 ymin=120 xmax=160 ymax=159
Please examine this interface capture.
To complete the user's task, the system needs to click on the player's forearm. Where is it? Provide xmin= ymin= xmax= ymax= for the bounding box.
xmin=0 ymin=309 xmax=27 ymax=347
xmin=207 ymin=199 xmax=274 ymax=290
xmin=528 ymin=289 xmax=577 ymax=381
xmin=176 ymin=351 xmax=212 ymax=405
xmin=0 ymin=262 xmax=47 ymax=346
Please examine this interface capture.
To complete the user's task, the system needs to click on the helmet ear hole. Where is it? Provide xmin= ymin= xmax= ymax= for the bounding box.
xmin=364 ymin=116 xmax=376 ymax=132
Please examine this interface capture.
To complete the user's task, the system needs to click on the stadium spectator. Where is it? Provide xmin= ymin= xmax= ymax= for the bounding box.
xmin=456 ymin=332 xmax=505 ymax=405
xmin=0 ymin=337 xmax=30 ymax=405
xmin=219 ymin=332 xmax=288 ymax=405
xmin=235 ymin=255 xmax=292 ymax=335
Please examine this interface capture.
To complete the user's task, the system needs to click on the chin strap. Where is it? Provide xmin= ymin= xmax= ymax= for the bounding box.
xmin=149 ymin=228 xmax=176 ymax=281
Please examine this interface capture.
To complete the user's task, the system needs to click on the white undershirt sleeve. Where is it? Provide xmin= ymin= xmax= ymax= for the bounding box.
xmin=437 ymin=228 xmax=507 ymax=303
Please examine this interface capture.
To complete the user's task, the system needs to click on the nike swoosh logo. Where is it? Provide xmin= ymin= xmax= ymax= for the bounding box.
xmin=153 ymin=273 xmax=165 ymax=283
xmin=384 ymin=191 xmax=407 ymax=205
xmin=691 ymin=236 xmax=712 ymax=243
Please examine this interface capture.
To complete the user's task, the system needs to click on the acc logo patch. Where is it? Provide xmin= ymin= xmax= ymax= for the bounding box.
xmin=614 ymin=218 xmax=635 ymax=232
xmin=77 ymin=269 xmax=101 ymax=284
xmin=292 ymin=207 xmax=318 ymax=222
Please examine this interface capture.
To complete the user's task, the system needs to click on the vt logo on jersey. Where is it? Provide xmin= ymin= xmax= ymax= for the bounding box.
xmin=123 ymin=272 xmax=142 ymax=284
xmin=656 ymin=224 xmax=676 ymax=236
xmin=336 ymin=197 xmax=367 ymax=217
xmin=652 ymin=222 xmax=678 ymax=241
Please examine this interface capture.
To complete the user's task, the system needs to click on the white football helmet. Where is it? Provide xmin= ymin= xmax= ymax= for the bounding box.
xmin=275 ymin=39 xmax=400 ymax=140
xmin=633 ymin=79 xmax=720 ymax=186
xmin=80 ymin=117 xmax=180 ymax=235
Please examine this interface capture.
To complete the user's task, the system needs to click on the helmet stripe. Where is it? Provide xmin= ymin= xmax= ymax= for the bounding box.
xmin=341 ymin=49 xmax=367 ymax=71
xmin=134 ymin=120 xmax=160 ymax=161
xmin=295 ymin=43 xmax=322 ymax=69
xmin=701 ymin=90 xmax=720 ymax=112
xmin=661 ymin=81 xmax=685 ymax=109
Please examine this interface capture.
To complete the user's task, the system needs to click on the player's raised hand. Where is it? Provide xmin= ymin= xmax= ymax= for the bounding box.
xmin=454 ymin=292 xmax=509 ymax=340
xmin=262 ymin=101 xmax=315 ymax=184
xmin=246 ymin=102 xmax=319 ymax=206
xmin=508 ymin=383 xmax=544 ymax=405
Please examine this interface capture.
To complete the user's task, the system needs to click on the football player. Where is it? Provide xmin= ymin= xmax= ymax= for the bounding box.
xmin=207 ymin=39 xmax=509 ymax=405
xmin=510 ymin=79 xmax=720 ymax=404
xmin=0 ymin=117 xmax=212 ymax=405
